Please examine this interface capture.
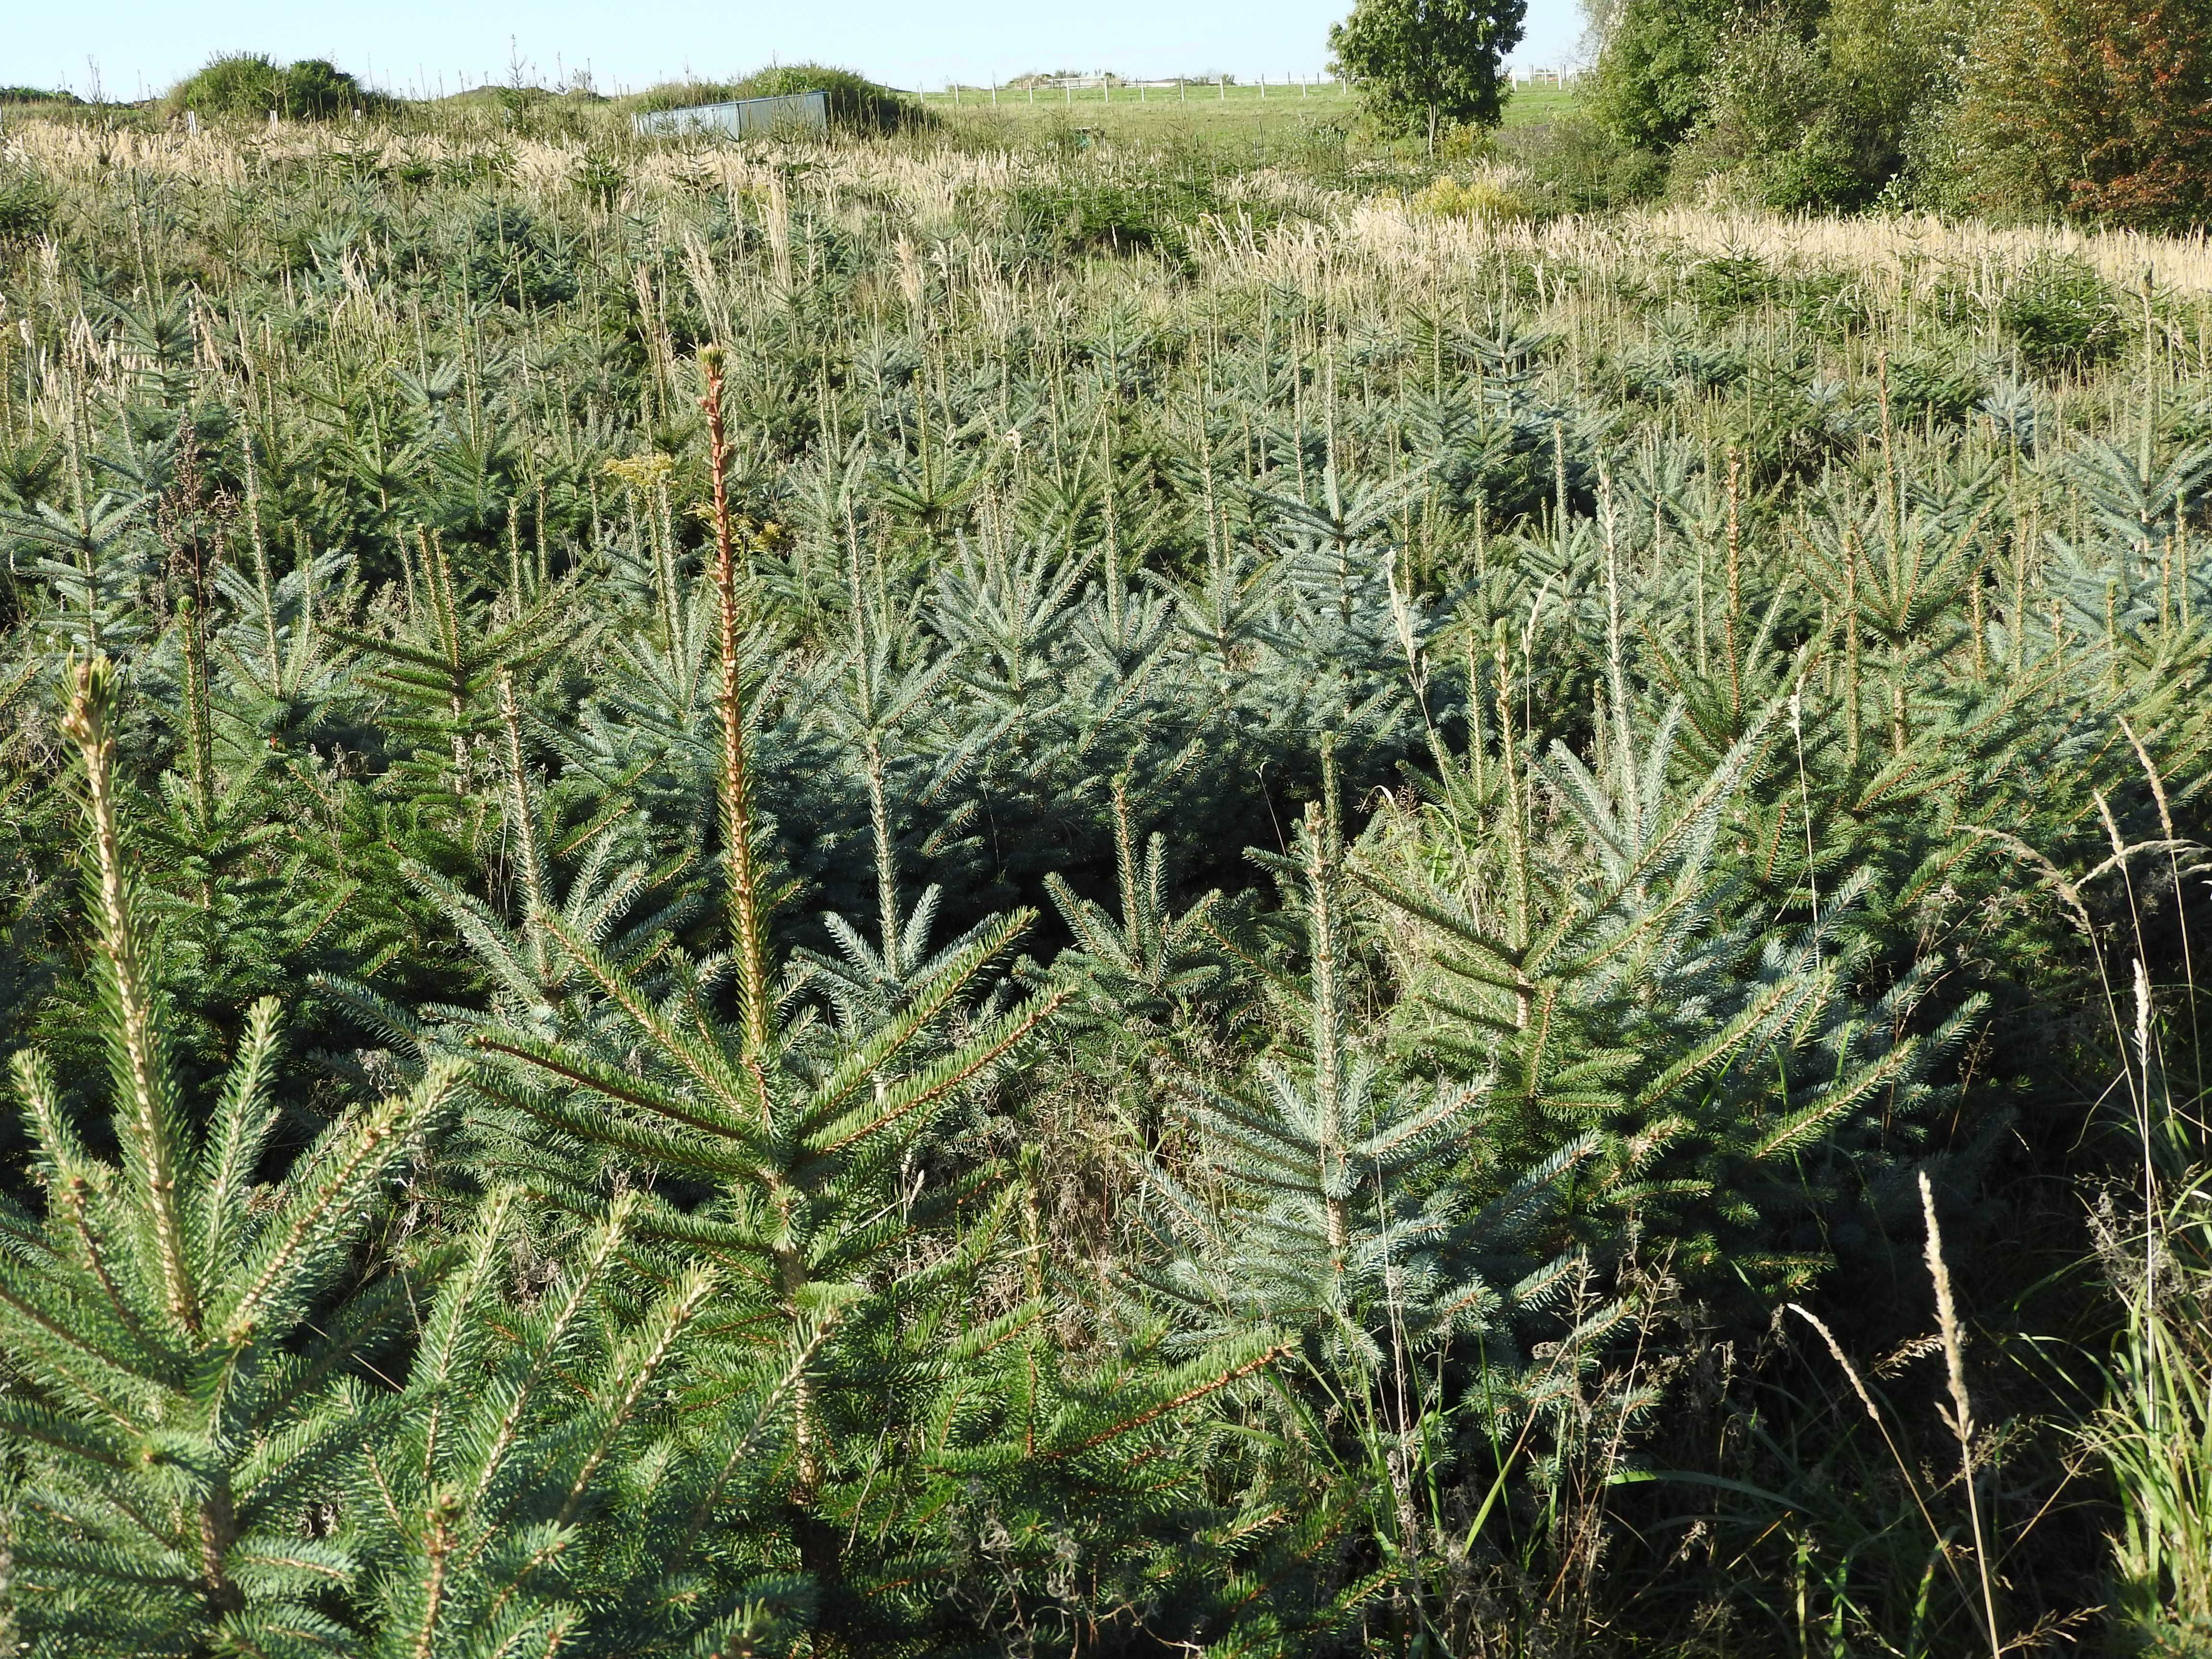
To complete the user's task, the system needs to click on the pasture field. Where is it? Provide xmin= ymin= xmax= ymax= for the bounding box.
xmin=912 ymin=75 xmax=1578 ymax=144
xmin=0 ymin=106 xmax=2207 ymax=1656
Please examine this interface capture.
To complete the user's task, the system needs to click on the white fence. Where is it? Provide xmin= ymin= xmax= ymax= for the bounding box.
xmin=927 ymin=75 xmax=1345 ymax=105
xmin=920 ymin=70 xmax=1582 ymax=103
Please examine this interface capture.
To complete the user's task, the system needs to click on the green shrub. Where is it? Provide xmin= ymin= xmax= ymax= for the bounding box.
xmin=1945 ymin=0 xmax=2212 ymax=231
xmin=163 ymin=53 xmax=388 ymax=122
xmin=1589 ymin=0 xmax=1735 ymax=148
xmin=1996 ymin=257 xmax=2125 ymax=374
xmin=1887 ymin=350 xmax=1986 ymax=421
xmin=1791 ymin=268 xmax=1873 ymax=337
xmin=627 ymin=63 xmax=925 ymax=134
xmin=1500 ymin=111 xmax=1667 ymax=213
xmin=577 ymin=149 xmax=626 ymax=207
xmin=1685 ymin=251 xmax=1778 ymax=313
xmin=740 ymin=63 xmax=923 ymax=132
xmin=1011 ymin=174 xmax=1233 ymax=263
xmin=451 ymin=204 xmax=575 ymax=308
xmin=1656 ymin=0 xmax=1977 ymax=213
xmin=1617 ymin=330 xmax=1748 ymax=398
xmin=1407 ymin=170 xmax=1537 ymax=223
xmin=0 ymin=171 xmax=54 ymax=243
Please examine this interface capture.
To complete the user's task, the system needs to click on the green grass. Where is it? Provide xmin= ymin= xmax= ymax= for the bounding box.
xmin=914 ymin=76 xmax=1579 ymax=142
xmin=1499 ymin=82 xmax=1578 ymax=126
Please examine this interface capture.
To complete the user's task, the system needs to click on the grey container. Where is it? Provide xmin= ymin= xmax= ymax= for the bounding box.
xmin=632 ymin=91 xmax=829 ymax=137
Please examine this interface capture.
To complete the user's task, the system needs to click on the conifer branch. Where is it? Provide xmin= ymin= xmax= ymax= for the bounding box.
xmin=62 ymin=654 xmax=201 ymax=1340
xmin=699 ymin=346 xmax=773 ymax=1063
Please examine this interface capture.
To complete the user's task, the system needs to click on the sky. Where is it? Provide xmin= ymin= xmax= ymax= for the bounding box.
xmin=8 ymin=0 xmax=1588 ymax=103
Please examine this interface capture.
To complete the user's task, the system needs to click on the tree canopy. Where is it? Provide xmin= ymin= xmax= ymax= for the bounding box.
xmin=163 ymin=53 xmax=389 ymax=121
xmin=1956 ymin=0 xmax=2212 ymax=230
xmin=1582 ymin=0 xmax=2212 ymax=229
xmin=1329 ymin=0 xmax=1529 ymax=153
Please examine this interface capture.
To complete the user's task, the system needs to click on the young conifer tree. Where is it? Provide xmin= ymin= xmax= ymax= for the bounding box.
xmin=342 ymin=1190 xmax=737 ymax=1659
xmin=453 ymin=349 xmax=1065 ymax=1635
xmin=1138 ymin=754 xmax=1590 ymax=1358
xmin=0 ymin=656 xmax=460 ymax=1654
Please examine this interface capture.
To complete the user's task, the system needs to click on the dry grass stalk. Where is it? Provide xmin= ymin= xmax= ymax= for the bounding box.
xmin=1921 ymin=1172 xmax=2004 ymax=1659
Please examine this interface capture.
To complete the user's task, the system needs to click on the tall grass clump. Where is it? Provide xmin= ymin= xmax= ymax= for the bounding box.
xmin=2096 ymin=1163 xmax=2212 ymax=1651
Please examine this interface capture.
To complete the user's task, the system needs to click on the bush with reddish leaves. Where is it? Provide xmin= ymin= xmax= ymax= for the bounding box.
xmin=1960 ymin=0 xmax=2212 ymax=230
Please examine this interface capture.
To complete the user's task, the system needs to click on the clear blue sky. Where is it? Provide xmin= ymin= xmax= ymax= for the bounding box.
xmin=9 ymin=0 xmax=1587 ymax=102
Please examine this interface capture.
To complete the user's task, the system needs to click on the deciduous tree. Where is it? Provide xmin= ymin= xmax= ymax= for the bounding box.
xmin=1956 ymin=0 xmax=2212 ymax=230
xmin=1330 ymin=0 xmax=1529 ymax=156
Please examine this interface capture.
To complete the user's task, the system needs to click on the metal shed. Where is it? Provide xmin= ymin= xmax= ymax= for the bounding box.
xmin=631 ymin=90 xmax=829 ymax=137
